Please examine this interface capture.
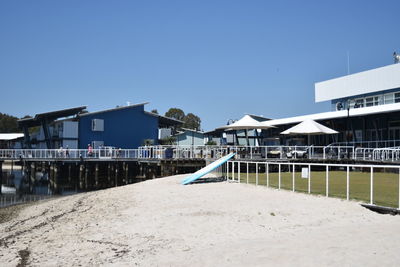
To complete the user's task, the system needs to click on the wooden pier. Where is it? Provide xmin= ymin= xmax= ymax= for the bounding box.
xmin=0 ymin=158 xmax=206 ymax=195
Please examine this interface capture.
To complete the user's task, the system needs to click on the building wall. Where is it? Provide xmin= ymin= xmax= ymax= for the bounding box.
xmin=176 ymin=131 xmax=204 ymax=146
xmin=315 ymin=63 xmax=400 ymax=102
xmin=78 ymin=105 xmax=158 ymax=149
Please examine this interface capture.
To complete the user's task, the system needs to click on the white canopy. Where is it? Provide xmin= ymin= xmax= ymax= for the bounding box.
xmin=280 ymin=119 xmax=338 ymax=135
xmin=0 ymin=133 xmax=24 ymax=141
xmin=218 ymin=115 xmax=273 ymax=130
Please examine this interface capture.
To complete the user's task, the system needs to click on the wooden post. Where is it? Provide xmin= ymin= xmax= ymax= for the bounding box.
xmin=85 ymin=163 xmax=89 ymax=190
xmin=95 ymin=163 xmax=99 ymax=188
xmin=79 ymin=164 xmax=84 ymax=190
xmin=68 ymin=164 xmax=72 ymax=184
xmin=107 ymin=163 xmax=111 ymax=186
xmin=0 ymin=161 xmax=3 ymax=195
xmin=115 ymin=163 xmax=118 ymax=187
xmin=125 ymin=163 xmax=129 ymax=185
xmin=53 ymin=163 xmax=58 ymax=194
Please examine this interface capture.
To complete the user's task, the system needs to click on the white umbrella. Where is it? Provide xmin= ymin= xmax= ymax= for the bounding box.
xmin=218 ymin=115 xmax=274 ymax=145
xmin=281 ymin=119 xmax=338 ymax=145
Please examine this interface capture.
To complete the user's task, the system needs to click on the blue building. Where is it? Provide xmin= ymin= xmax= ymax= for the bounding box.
xmin=19 ymin=103 xmax=182 ymax=149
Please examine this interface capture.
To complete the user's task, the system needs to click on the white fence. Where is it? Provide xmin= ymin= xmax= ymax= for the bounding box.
xmin=223 ymin=160 xmax=400 ymax=209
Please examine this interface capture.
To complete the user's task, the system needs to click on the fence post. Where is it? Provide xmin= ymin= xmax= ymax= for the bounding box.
xmin=226 ymin=161 xmax=229 ymax=181
xmin=398 ymin=168 xmax=400 ymax=209
xmin=246 ymin=162 xmax=249 ymax=184
xmin=238 ymin=162 xmax=241 ymax=184
xmin=308 ymin=164 xmax=311 ymax=194
xmin=346 ymin=166 xmax=350 ymax=201
xmin=370 ymin=167 xmax=373 ymax=205
xmin=326 ymin=165 xmax=329 ymax=197
xmin=232 ymin=161 xmax=235 ymax=182
xmin=278 ymin=164 xmax=281 ymax=189
xmin=256 ymin=162 xmax=258 ymax=186
xmin=266 ymin=163 xmax=269 ymax=187
xmin=292 ymin=164 xmax=295 ymax=192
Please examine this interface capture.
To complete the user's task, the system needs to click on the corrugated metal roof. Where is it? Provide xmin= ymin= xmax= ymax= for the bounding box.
xmin=262 ymin=103 xmax=400 ymax=126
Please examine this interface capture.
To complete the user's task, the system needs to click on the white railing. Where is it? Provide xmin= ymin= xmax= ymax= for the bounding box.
xmin=0 ymin=145 xmax=396 ymax=162
xmin=224 ymin=160 xmax=400 ymax=209
xmin=372 ymin=147 xmax=400 ymax=162
xmin=330 ymin=139 xmax=400 ymax=148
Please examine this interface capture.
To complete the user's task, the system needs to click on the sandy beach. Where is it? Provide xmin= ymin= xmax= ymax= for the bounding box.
xmin=0 ymin=174 xmax=399 ymax=266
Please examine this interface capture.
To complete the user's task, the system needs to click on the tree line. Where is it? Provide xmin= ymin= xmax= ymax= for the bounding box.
xmin=152 ymin=108 xmax=201 ymax=131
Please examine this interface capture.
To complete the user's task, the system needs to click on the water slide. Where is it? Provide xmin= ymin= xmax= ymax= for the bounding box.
xmin=181 ymin=153 xmax=235 ymax=185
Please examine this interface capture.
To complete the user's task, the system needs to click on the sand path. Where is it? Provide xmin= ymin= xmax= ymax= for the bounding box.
xmin=0 ymin=174 xmax=399 ymax=266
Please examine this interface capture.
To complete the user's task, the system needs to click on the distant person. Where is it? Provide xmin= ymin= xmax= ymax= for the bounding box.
xmin=66 ymin=145 xmax=70 ymax=158
xmin=58 ymin=146 xmax=64 ymax=158
xmin=88 ymin=144 xmax=93 ymax=157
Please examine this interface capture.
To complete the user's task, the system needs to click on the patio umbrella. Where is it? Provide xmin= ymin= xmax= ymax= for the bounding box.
xmin=218 ymin=115 xmax=274 ymax=146
xmin=280 ymin=119 xmax=338 ymax=145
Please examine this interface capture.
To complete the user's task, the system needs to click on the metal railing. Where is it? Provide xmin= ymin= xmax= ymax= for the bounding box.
xmin=0 ymin=145 xmax=397 ymax=162
xmin=224 ymin=160 xmax=400 ymax=209
xmin=330 ymin=139 xmax=400 ymax=148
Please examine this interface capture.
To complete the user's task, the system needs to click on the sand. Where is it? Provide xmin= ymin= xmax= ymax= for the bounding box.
xmin=0 ymin=174 xmax=399 ymax=266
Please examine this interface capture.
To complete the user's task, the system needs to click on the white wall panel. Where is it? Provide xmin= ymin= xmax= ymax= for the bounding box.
xmin=315 ymin=64 xmax=400 ymax=102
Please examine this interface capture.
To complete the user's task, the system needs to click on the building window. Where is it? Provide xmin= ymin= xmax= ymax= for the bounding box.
xmin=384 ymin=93 xmax=394 ymax=104
xmin=92 ymin=119 xmax=104 ymax=131
xmin=365 ymin=96 xmax=380 ymax=107
xmin=354 ymin=98 xmax=364 ymax=108
xmin=395 ymin=92 xmax=400 ymax=103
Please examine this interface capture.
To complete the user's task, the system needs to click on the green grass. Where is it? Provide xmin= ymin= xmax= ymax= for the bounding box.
xmin=229 ymin=169 xmax=399 ymax=208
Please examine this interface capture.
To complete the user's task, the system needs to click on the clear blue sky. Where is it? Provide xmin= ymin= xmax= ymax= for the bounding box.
xmin=1 ymin=0 xmax=399 ymax=130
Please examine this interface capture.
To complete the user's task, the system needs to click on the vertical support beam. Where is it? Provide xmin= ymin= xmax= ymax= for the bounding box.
xmin=85 ymin=163 xmax=89 ymax=190
xmin=30 ymin=162 xmax=36 ymax=194
xmin=79 ymin=164 xmax=84 ymax=190
xmin=95 ymin=163 xmax=99 ymax=189
xmin=266 ymin=163 xmax=269 ymax=187
xmin=107 ymin=163 xmax=111 ymax=186
xmin=125 ymin=163 xmax=129 ymax=185
xmin=0 ymin=161 xmax=3 ymax=195
xmin=115 ymin=163 xmax=119 ymax=187
xmin=53 ymin=163 xmax=59 ymax=194
xmin=346 ymin=166 xmax=350 ymax=201
xmin=370 ymin=167 xmax=374 ymax=204
xmin=41 ymin=119 xmax=53 ymax=149
xmin=68 ymin=164 xmax=72 ymax=184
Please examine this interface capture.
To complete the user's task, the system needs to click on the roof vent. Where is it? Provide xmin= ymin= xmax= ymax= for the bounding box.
xmin=394 ymin=51 xmax=400 ymax=64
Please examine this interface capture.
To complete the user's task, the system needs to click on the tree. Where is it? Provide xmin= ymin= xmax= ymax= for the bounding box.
xmin=165 ymin=108 xmax=185 ymax=121
xmin=183 ymin=113 xmax=201 ymax=131
xmin=151 ymin=109 xmax=158 ymax=114
xmin=0 ymin=113 xmax=19 ymax=133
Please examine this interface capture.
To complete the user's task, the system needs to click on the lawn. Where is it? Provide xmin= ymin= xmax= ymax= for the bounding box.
xmin=227 ymin=165 xmax=399 ymax=208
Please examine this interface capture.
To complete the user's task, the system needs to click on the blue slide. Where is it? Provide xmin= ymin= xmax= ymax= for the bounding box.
xmin=181 ymin=153 xmax=236 ymax=185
